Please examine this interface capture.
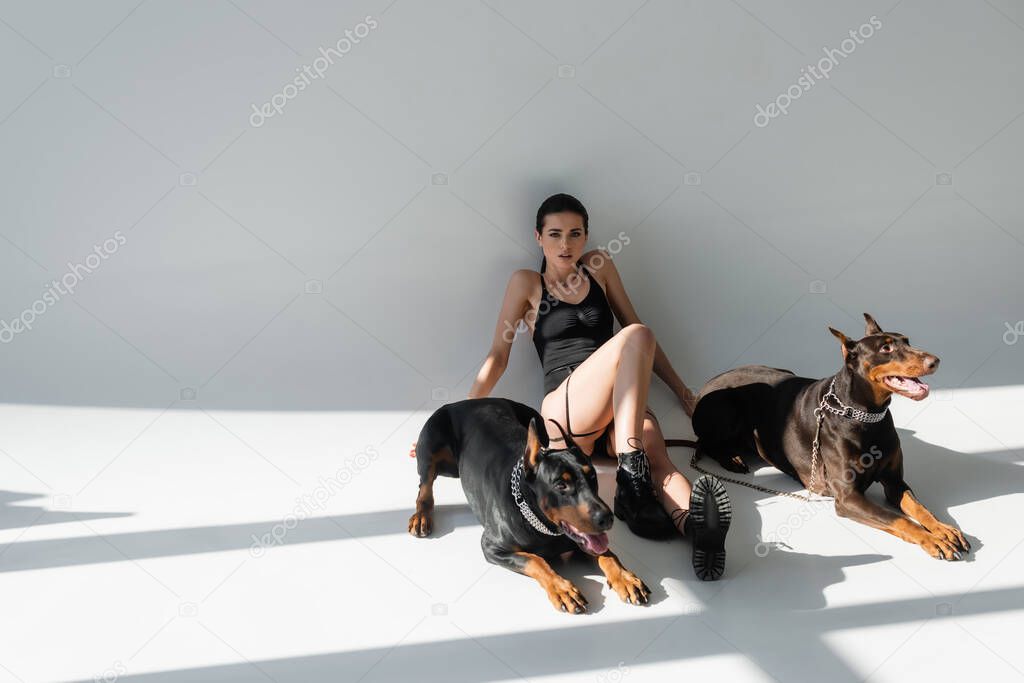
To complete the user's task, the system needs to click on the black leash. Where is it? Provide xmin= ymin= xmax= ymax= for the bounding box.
xmin=664 ymin=438 xmax=830 ymax=503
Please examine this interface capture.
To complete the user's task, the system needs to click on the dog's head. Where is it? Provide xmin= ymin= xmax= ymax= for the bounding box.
xmin=828 ymin=313 xmax=939 ymax=402
xmin=522 ymin=416 xmax=612 ymax=555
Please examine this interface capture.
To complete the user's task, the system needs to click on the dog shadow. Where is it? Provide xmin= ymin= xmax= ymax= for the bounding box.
xmin=889 ymin=426 xmax=1023 ymax=554
xmin=734 ymin=549 xmax=892 ymax=611
xmin=593 ymin=444 xmax=893 ymax=602
xmin=676 ymin=462 xmax=895 ymax=611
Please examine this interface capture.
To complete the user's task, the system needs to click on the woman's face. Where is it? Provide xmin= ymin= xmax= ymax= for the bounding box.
xmin=536 ymin=211 xmax=587 ymax=269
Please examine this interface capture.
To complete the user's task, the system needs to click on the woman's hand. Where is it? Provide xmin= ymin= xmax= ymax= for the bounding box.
xmin=680 ymin=386 xmax=697 ymax=419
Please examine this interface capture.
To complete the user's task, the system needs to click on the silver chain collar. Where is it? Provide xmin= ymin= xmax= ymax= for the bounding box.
xmin=808 ymin=378 xmax=889 ymax=495
xmin=510 ymin=457 xmax=562 ymax=537
xmin=817 ymin=378 xmax=889 ymax=423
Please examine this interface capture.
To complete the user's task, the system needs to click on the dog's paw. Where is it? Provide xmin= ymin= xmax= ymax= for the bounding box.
xmin=920 ymin=533 xmax=965 ymax=561
xmin=546 ymin=578 xmax=588 ymax=614
xmin=608 ymin=570 xmax=651 ymax=605
xmin=929 ymin=522 xmax=971 ymax=553
xmin=408 ymin=511 xmax=432 ymax=537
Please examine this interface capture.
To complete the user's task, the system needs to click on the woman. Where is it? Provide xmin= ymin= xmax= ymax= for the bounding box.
xmin=420 ymin=193 xmax=731 ymax=580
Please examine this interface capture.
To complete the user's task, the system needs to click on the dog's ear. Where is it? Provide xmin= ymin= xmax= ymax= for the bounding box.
xmin=863 ymin=313 xmax=883 ymax=336
xmin=828 ymin=326 xmax=856 ymax=359
xmin=525 ymin=416 xmax=546 ymax=470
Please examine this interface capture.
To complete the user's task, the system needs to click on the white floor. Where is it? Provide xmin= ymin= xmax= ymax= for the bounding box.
xmin=1 ymin=386 xmax=1023 ymax=683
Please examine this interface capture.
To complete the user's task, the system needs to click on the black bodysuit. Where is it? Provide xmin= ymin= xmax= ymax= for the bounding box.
xmin=532 ymin=263 xmax=615 ymax=395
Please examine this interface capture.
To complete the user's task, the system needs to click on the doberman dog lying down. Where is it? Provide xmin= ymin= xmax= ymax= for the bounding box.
xmin=409 ymin=398 xmax=651 ymax=612
xmin=690 ymin=313 xmax=970 ymax=561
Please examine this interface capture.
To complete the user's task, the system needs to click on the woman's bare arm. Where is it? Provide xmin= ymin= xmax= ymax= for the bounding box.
xmin=584 ymin=250 xmax=697 ymax=415
xmin=467 ymin=269 xmax=535 ymax=399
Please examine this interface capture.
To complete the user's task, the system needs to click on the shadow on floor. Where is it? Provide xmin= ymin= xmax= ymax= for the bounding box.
xmin=60 ymin=583 xmax=1024 ymax=683
xmin=0 ymin=488 xmax=131 ymax=532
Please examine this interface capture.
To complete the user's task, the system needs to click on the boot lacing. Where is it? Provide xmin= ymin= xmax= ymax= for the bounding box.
xmin=620 ymin=436 xmax=655 ymax=498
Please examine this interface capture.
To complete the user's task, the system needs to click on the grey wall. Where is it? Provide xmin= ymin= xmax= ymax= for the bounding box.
xmin=1 ymin=0 xmax=1021 ymax=411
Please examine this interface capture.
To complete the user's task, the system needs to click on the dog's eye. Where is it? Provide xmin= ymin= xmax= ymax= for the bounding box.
xmin=555 ymin=480 xmax=572 ymax=492
xmin=880 ymin=344 xmax=893 ymax=353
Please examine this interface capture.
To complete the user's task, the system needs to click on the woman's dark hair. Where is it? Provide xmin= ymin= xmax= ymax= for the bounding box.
xmin=535 ymin=193 xmax=588 ymax=273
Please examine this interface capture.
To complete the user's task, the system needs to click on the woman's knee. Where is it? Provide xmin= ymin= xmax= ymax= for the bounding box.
xmin=618 ymin=323 xmax=656 ymax=353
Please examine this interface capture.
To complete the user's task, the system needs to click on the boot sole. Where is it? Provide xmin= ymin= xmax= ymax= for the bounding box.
xmin=689 ymin=475 xmax=731 ymax=581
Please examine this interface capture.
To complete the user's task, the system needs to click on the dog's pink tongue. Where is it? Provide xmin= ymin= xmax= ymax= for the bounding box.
xmin=583 ymin=532 xmax=609 ymax=555
xmin=886 ymin=376 xmax=929 ymax=397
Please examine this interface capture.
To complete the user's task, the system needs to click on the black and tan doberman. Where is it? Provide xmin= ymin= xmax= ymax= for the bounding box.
xmin=409 ymin=398 xmax=651 ymax=612
xmin=689 ymin=313 xmax=971 ymax=561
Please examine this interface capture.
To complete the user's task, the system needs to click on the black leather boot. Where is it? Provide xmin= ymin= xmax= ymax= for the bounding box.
xmin=613 ymin=448 xmax=676 ymax=539
xmin=673 ymin=475 xmax=731 ymax=581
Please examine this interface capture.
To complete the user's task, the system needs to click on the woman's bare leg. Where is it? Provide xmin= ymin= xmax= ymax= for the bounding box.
xmin=611 ymin=325 xmax=656 ymax=452
xmin=540 ymin=323 xmax=658 ymax=453
xmin=540 ymin=324 xmax=676 ymax=538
